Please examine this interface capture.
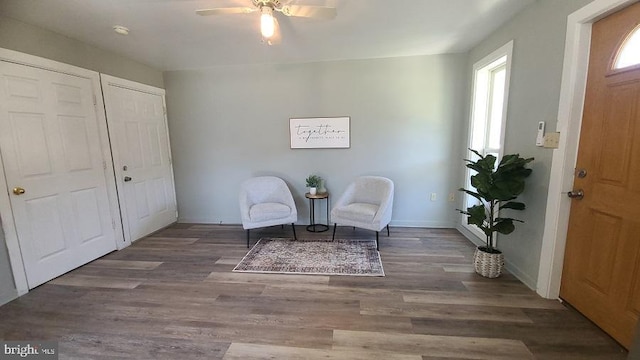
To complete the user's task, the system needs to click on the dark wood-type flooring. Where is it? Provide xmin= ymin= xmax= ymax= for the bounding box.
xmin=0 ymin=224 xmax=629 ymax=359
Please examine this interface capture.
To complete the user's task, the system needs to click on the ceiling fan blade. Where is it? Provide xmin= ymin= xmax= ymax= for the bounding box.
xmin=280 ymin=5 xmax=337 ymax=20
xmin=196 ymin=7 xmax=256 ymax=16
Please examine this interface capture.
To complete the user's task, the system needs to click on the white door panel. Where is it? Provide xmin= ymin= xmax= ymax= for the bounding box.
xmin=0 ymin=61 xmax=117 ymax=288
xmin=101 ymin=75 xmax=177 ymax=242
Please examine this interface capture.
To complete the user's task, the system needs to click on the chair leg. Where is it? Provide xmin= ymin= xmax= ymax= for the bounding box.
xmin=376 ymin=231 xmax=379 ymax=251
xmin=291 ymin=223 xmax=297 ymax=240
xmin=332 ymin=223 xmax=337 ymax=240
xmin=387 ymin=224 xmax=390 ymax=236
xmin=246 ymin=229 xmax=250 ymax=248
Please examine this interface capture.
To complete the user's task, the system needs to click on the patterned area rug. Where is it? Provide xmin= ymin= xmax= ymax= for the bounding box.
xmin=233 ymin=238 xmax=385 ymax=276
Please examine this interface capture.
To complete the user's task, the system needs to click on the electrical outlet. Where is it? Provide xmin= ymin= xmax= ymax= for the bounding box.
xmin=448 ymin=193 xmax=455 ymax=202
xmin=430 ymin=193 xmax=437 ymax=201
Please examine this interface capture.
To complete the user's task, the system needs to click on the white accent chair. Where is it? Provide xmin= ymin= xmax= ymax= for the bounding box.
xmin=239 ymin=176 xmax=298 ymax=248
xmin=331 ymin=176 xmax=394 ymax=250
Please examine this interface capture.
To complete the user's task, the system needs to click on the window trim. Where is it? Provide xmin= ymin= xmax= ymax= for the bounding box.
xmin=462 ymin=40 xmax=514 ymax=241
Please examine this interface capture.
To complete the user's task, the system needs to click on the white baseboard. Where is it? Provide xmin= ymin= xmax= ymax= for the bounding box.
xmin=504 ymin=258 xmax=536 ymax=290
xmin=178 ymin=217 xmax=238 ymax=224
xmin=389 ymin=220 xmax=455 ymax=228
xmin=178 ymin=218 xmax=456 ymax=229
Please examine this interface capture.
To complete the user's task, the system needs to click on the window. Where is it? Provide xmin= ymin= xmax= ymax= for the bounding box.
xmin=462 ymin=41 xmax=513 ymax=239
xmin=614 ymin=24 xmax=640 ymax=70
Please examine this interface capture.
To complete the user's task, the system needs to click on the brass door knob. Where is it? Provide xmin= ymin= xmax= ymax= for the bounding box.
xmin=567 ymin=189 xmax=584 ymax=200
xmin=12 ymin=187 xmax=25 ymax=195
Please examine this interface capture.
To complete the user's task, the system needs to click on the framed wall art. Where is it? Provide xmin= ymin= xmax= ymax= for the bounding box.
xmin=289 ymin=116 xmax=350 ymax=149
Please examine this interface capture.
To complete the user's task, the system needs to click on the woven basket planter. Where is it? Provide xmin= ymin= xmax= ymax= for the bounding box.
xmin=473 ymin=247 xmax=504 ymax=278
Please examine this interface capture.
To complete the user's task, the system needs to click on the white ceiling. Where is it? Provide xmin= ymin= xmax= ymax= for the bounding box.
xmin=0 ymin=0 xmax=535 ymax=71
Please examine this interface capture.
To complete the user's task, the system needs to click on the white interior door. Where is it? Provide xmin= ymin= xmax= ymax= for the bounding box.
xmin=101 ymin=75 xmax=177 ymax=242
xmin=0 ymin=61 xmax=117 ymax=288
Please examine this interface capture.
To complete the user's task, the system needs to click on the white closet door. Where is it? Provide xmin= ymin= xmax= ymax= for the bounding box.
xmin=101 ymin=75 xmax=177 ymax=242
xmin=0 ymin=61 xmax=117 ymax=288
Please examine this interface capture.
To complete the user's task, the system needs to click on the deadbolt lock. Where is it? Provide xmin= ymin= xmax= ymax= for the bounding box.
xmin=576 ymin=169 xmax=587 ymax=178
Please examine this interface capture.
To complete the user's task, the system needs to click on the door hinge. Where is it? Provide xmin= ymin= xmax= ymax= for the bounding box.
xmin=93 ymin=94 xmax=97 ymax=106
xmin=103 ymin=160 xmax=107 ymax=170
xmin=111 ymin=220 xmax=116 ymax=229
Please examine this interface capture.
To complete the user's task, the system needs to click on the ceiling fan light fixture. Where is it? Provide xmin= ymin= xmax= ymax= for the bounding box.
xmin=260 ymin=6 xmax=275 ymax=38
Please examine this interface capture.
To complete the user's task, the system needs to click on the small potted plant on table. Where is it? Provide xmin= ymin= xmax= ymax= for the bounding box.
xmin=305 ymin=175 xmax=322 ymax=195
xmin=458 ymin=149 xmax=533 ymax=278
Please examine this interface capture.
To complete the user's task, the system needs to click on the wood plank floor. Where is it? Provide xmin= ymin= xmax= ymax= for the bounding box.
xmin=0 ymin=224 xmax=629 ymax=359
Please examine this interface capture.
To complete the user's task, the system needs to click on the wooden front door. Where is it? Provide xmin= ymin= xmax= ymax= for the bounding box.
xmin=560 ymin=2 xmax=640 ymax=349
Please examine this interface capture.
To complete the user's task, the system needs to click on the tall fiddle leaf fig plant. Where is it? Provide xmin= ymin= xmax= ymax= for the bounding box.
xmin=458 ymin=149 xmax=534 ymax=253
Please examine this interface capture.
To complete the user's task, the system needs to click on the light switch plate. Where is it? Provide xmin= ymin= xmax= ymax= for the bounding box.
xmin=543 ymin=132 xmax=560 ymax=148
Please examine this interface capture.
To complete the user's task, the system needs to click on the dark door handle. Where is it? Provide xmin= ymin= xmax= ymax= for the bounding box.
xmin=124 ymin=176 xmax=132 ymax=182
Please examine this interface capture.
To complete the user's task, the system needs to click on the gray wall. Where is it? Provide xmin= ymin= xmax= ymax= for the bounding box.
xmin=0 ymin=15 xmax=163 ymax=88
xmin=461 ymin=0 xmax=595 ymax=288
xmin=0 ymin=15 xmax=164 ymax=305
xmin=164 ymin=54 xmax=467 ymax=227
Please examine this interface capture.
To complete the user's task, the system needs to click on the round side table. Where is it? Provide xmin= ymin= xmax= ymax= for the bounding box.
xmin=305 ymin=192 xmax=329 ymax=232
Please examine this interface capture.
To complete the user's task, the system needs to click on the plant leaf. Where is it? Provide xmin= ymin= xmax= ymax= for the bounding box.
xmin=468 ymin=148 xmax=483 ymax=158
xmin=495 ymin=217 xmax=524 ymax=223
xmin=493 ymin=218 xmax=515 ymax=235
xmin=458 ymin=188 xmax=483 ymax=202
xmin=465 ymin=204 xmax=487 ymax=228
xmin=499 ymin=201 xmax=526 ymax=211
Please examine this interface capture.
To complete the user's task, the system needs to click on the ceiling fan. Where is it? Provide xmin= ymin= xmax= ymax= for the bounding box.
xmin=196 ymin=0 xmax=337 ymax=44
